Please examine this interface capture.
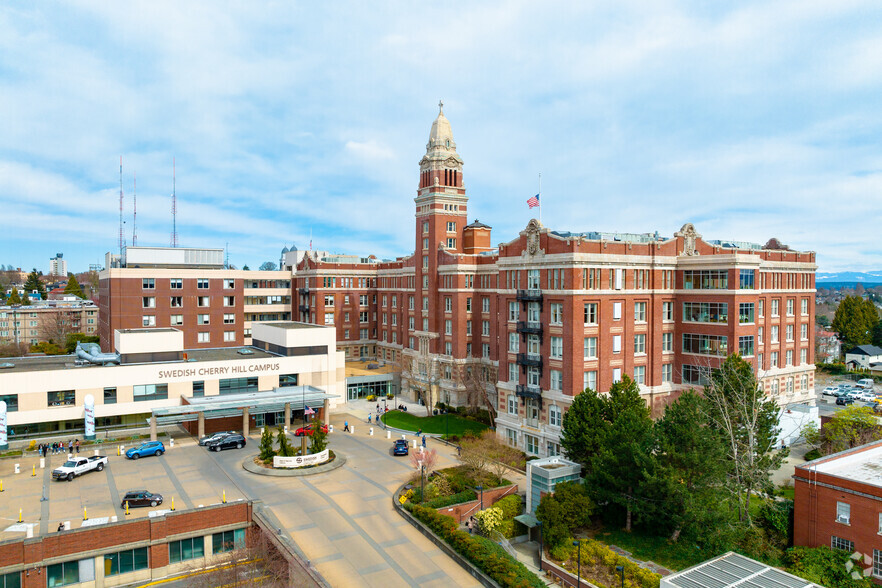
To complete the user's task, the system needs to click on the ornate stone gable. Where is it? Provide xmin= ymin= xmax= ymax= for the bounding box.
xmin=674 ymin=223 xmax=702 ymax=256
xmin=525 ymin=219 xmax=543 ymax=256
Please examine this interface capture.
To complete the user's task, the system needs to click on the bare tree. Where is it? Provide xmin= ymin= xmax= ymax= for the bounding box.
xmin=456 ymin=364 xmax=497 ymax=428
xmin=699 ymin=355 xmax=785 ymax=524
xmin=38 ymin=309 xmax=80 ymax=346
xmin=186 ymin=530 xmax=292 ymax=588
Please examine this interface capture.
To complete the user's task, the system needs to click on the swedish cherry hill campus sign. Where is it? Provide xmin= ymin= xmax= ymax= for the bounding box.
xmin=156 ymin=362 xmax=281 ymax=380
xmin=274 ymin=449 xmax=330 ymax=469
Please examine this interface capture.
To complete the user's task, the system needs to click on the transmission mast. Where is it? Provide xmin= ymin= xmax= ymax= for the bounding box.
xmin=171 ymin=157 xmax=179 ymax=247
xmin=118 ymin=156 xmax=125 ymax=256
xmin=132 ymin=172 xmax=138 ymax=246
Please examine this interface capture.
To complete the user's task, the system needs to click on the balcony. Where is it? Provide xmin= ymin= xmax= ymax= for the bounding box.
xmin=517 ymin=321 xmax=543 ymax=336
xmin=517 ymin=353 xmax=543 ymax=368
xmin=516 ymin=384 xmax=542 ymax=400
xmin=299 ymin=288 xmax=309 ymax=296
xmin=516 ymin=289 xmax=543 ymax=303
xmin=298 ymin=305 xmax=310 ymax=314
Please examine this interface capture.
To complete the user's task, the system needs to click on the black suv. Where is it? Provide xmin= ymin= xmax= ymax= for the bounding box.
xmin=198 ymin=431 xmax=237 ymax=446
xmin=207 ymin=433 xmax=246 ymax=452
xmin=121 ymin=490 xmax=163 ymax=508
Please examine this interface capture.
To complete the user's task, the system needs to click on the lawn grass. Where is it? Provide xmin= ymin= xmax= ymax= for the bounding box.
xmin=380 ymin=410 xmax=488 ymax=437
xmin=590 ymin=526 xmax=709 ymax=572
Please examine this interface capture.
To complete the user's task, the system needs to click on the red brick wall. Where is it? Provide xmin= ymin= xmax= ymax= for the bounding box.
xmin=0 ymin=501 xmax=252 ymax=578
xmin=434 ymin=484 xmax=518 ymax=523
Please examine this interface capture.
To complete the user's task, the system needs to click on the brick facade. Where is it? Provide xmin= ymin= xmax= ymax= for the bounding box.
xmin=794 ymin=441 xmax=882 ymax=581
xmin=0 ymin=502 xmax=254 ymax=587
xmin=292 ymin=108 xmax=818 ymax=459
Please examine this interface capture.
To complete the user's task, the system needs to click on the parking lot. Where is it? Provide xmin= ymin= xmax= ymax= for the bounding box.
xmin=0 ymin=413 xmax=486 ymax=588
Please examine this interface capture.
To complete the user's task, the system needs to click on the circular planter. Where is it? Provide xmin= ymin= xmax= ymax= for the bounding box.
xmin=241 ymin=451 xmax=346 ymax=477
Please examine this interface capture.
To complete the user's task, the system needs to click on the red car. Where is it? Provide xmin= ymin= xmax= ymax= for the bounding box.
xmin=294 ymin=424 xmax=329 ymax=436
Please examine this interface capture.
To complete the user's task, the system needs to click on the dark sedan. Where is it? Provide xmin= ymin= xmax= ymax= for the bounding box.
xmin=207 ymin=433 xmax=247 ymax=452
xmin=121 ymin=490 xmax=163 ymax=508
xmin=836 ymin=396 xmax=855 ymax=406
xmin=392 ymin=439 xmax=409 ymax=456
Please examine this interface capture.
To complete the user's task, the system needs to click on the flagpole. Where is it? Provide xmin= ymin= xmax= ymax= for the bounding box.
xmin=538 ymin=173 xmax=542 ymax=224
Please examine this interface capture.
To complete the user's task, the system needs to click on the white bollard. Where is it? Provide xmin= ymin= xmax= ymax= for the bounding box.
xmin=39 ymin=458 xmax=45 ymax=469
xmin=369 ymin=427 xmax=374 ymax=436
xmin=386 ymin=430 xmax=391 ymax=439
xmin=94 ymin=449 xmax=99 ymax=456
xmin=261 ymin=427 xmax=265 ymax=435
xmin=351 ymin=426 xmax=355 ymax=434
xmin=329 ymin=424 xmax=334 ymax=433
xmin=421 ymin=446 xmax=425 ymax=453
xmin=169 ymin=438 xmax=174 ymax=448
xmin=412 ymin=439 xmax=417 ymax=449
xmin=402 ymin=434 xmax=407 ymax=440
xmin=14 ymin=463 xmax=20 ymax=474
xmin=68 ymin=453 xmax=73 ymax=460
xmin=284 ymin=426 xmax=288 ymax=434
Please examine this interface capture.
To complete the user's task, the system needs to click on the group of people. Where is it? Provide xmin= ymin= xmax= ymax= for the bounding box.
xmin=38 ymin=440 xmax=79 ymax=457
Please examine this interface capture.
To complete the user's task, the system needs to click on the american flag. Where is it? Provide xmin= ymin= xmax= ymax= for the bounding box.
xmin=304 ymin=405 xmax=315 ymax=415
xmin=527 ymin=194 xmax=540 ymax=208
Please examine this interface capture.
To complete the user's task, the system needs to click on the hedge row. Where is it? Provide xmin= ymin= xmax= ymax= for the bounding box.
xmin=404 ymin=503 xmax=544 ymax=588
xmin=424 ymin=489 xmax=477 ymax=509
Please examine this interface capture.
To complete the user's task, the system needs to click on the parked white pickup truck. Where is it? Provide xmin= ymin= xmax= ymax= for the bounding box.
xmin=52 ymin=456 xmax=108 ymax=481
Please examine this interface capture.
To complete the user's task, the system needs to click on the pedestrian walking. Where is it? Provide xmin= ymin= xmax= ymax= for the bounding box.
xmin=68 ymin=440 xmax=73 ymax=454
xmin=422 ymin=435 xmax=426 ymax=448
xmin=75 ymin=440 xmax=80 ymax=454
xmin=417 ymin=428 xmax=422 ymax=437
xmin=368 ymin=414 xmax=372 ymax=425
xmin=343 ymin=421 xmax=350 ymax=432
xmin=57 ymin=522 xmax=65 ymax=533
xmin=376 ymin=402 xmax=380 ymax=411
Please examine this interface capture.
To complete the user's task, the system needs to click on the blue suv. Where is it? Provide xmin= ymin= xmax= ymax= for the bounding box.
xmin=392 ymin=439 xmax=409 ymax=456
xmin=125 ymin=441 xmax=165 ymax=460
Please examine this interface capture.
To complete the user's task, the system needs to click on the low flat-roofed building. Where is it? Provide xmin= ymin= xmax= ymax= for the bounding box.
xmin=661 ymin=551 xmax=821 ymax=588
xmin=0 ymin=321 xmax=344 ymax=441
xmin=794 ymin=438 xmax=882 ymax=578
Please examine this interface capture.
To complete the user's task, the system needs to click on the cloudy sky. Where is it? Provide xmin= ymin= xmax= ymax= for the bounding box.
xmin=2 ymin=1 xmax=881 ymax=274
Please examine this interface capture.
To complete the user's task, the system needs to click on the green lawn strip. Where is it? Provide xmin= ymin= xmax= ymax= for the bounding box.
xmin=591 ymin=527 xmax=708 ymax=572
xmin=380 ymin=410 xmax=488 ymax=437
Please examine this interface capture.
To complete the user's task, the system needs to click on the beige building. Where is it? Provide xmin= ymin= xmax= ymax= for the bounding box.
xmin=0 ymin=300 xmax=99 ymax=346
xmin=0 ymin=322 xmax=344 ymax=438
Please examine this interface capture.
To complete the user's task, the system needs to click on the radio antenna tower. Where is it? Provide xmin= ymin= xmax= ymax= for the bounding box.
xmin=132 ymin=172 xmax=138 ymax=246
xmin=225 ymin=242 xmax=230 ymax=269
xmin=170 ymin=157 xmax=179 ymax=247
xmin=118 ymin=156 xmax=125 ymax=256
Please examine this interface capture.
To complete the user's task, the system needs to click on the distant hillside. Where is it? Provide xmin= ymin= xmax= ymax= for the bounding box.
xmin=816 ymin=271 xmax=882 ymax=287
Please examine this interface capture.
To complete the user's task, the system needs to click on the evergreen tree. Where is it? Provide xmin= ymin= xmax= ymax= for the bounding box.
xmin=643 ymin=390 xmax=728 ymax=541
xmin=309 ymin=423 xmax=328 ymax=453
xmin=832 ymin=295 xmax=878 ymax=348
xmin=63 ymin=275 xmax=85 ymax=299
xmin=559 ymin=387 xmax=607 ymax=476
xmin=703 ymin=354 xmax=785 ymax=524
xmin=7 ymin=287 xmax=20 ymax=305
xmin=21 ymin=293 xmax=30 ymax=305
xmin=588 ymin=375 xmax=655 ymax=532
xmin=259 ymin=426 xmax=276 ymax=461
xmin=23 ymin=269 xmax=45 ymax=299
xmin=276 ymin=426 xmax=294 ymax=457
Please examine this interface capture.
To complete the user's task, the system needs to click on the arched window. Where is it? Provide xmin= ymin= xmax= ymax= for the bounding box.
xmin=507 ymin=394 xmax=517 ymax=415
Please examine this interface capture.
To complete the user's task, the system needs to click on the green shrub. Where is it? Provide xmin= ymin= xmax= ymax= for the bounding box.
xmin=758 ymin=499 xmax=794 ymax=548
xmin=496 ymin=518 xmax=527 ymax=539
xmin=804 ymin=448 xmax=822 ymax=461
xmin=783 ymin=546 xmax=874 ymax=587
xmin=405 ymin=503 xmax=544 ymax=588
xmin=549 ymin=542 xmax=573 ymax=562
xmin=494 ymin=494 xmax=523 ymax=520
xmin=424 ymin=489 xmax=477 ymax=509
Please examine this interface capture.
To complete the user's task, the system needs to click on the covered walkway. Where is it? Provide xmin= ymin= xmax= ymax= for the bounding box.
xmin=148 ymin=385 xmax=337 ymax=440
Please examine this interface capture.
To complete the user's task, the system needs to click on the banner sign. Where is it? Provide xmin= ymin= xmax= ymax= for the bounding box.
xmin=273 ymin=449 xmax=329 ymax=469
xmin=84 ymin=394 xmax=95 ymax=439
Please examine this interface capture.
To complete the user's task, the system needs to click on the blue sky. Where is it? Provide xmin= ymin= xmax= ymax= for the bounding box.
xmin=2 ymin=1 xmax=882 ymax=274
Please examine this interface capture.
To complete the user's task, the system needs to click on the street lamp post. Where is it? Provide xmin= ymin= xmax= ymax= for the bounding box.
xmin=475 ymin=485 xmax=483 ymax=510
xmin=445 ymin=409 xmax=449 ymax=441
xmin=420 ymin=463 xmax=425 ymax=504
xmin=573 ymin=540 xmax=582 ymax=588
xmin=615 ymin=565 xmax=624 ymax=588
xmin=537 ymin=520 xmax=543 ymax=561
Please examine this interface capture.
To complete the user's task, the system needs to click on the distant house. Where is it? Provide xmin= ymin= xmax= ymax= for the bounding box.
xmin=815 ymin=327 xmax=841 ymax=364
xmin=844 ymin=344 xmax=882 ymax=370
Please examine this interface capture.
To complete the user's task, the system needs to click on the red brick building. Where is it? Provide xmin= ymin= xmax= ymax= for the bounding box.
xmin=294 ymin=105 xmax=818 ymax=457
xmin=99 ymin=247 xmax=291 ymax=351
xmin=794 ymin=439 xmax=882 ymax=580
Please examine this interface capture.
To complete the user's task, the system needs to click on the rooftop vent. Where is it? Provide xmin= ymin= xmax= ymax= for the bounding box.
xmin=237 ymin=348 xmax=255 ymax=355
xmin=0 ymin=362 xmax=14 ymax=369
